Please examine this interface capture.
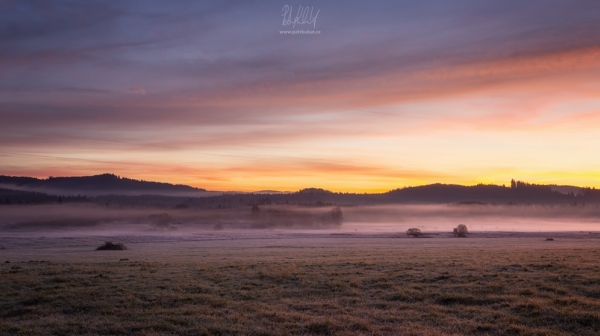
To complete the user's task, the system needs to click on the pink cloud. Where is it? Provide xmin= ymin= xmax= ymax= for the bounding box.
xmin=127 ymin=85 xmax=146 ymax=95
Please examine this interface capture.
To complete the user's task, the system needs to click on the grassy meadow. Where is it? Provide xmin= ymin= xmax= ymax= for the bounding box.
xmin=1 ymin=236 xmax=600 ymax=335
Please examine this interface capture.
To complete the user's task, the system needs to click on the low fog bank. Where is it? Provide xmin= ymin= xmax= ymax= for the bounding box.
xmin=343 ymin=204 xmax=600 ymax=232
xmin=0 ymin=203 xmax=598 ymax=236
xmin=0 ymin=203 xmax=343 ymax=234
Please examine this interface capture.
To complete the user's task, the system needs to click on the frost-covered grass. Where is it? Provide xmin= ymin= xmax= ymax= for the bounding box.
xmin=1 ymin=237 xmax=599 ymax=335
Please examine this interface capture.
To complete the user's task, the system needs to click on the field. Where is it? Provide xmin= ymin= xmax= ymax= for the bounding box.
xmin=1 ymin=234 xmax=600 ymax=335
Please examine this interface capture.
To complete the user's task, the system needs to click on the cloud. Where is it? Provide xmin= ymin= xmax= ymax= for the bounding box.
xmin=126 ymin=85 xmax=146 ymax=95
xmin=2 ymin=0 xmax=600 ymax=190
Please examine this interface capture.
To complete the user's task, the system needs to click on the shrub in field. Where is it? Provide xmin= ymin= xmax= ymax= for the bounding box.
xmin=455 ymin=224 xmax=469 ymax=237
xmin=96 ymin=242 xmax=127 ymax=250
xmin=406 ymin=228 xmax=422 ymax=237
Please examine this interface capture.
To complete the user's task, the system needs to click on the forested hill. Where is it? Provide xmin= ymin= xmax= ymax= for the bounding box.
xmin=0 ymin=177 xmax=598 ymax=207
xmin=0 ymin=174 xmax=207 ymax=196
xmin=381 ymin=183 xmax=582 ymax=204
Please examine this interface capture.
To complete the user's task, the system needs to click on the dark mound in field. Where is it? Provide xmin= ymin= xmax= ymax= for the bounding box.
xmin=96 ymin=242 xmax=128 ymax=250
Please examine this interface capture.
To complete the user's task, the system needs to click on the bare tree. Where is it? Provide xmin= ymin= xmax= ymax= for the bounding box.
xmin=323 ymin=206 xmax=343 ymax=226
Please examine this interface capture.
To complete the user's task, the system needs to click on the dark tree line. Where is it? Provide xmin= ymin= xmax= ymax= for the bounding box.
xmin=2 ymin=181 xmax=600 ymax=208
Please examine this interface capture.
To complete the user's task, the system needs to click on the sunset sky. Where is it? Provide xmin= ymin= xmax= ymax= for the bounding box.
xmin=2 ymin=0 xmax=600 ymax=192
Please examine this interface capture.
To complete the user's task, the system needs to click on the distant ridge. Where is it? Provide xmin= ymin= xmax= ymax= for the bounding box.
xmin=0 ymin=173 xmax=208 ymax=196
xmin=0 ymin=174 xmax=597 ymax=205
xmin=550 ymin=185 xmax=583 ymax=195
xmin=252 ymin=190 xmax=290 ymax=194
xmin=298 ymin=188 xmax=332 ymax=194
xmin=382 ymin=183 xmax=568 ymax=204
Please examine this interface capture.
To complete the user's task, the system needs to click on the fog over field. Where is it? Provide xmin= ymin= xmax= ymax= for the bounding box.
xmin=342 ymin=204 xmax=600 ymax=232
xmin=1 ymin=203 xmax=599 ymax=237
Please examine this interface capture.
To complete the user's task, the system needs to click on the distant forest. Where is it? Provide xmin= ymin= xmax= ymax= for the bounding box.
xmin=1 ymin=178 xmax=599 ymax=209
xmin=0 ymin=173 xmax=206 ymax=196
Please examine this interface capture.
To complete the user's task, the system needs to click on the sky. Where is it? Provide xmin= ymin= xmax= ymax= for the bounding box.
xmin=1 ymin=0 xmax=600 ymax=192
